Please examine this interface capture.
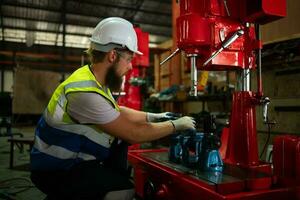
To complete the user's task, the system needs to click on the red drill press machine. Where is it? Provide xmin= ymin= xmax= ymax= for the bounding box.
xmin=128 ymin=0 xmax=300 ymax=199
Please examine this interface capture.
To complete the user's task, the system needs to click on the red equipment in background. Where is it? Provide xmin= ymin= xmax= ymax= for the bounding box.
xmin=273 ymin=136 xmax=300 ymax=187
xmin=128 ymin=0 xmax=300 ymax=199
xmin=118 ymin=27 xmax=149 ymax=110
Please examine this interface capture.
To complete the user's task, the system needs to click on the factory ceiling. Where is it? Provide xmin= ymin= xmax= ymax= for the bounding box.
xmin=0 ymin=0 xmax=172 ymax=72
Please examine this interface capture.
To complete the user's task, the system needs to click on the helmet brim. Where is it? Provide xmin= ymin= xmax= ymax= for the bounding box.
xmin=134 ymin=50 xmax=143 ymax=55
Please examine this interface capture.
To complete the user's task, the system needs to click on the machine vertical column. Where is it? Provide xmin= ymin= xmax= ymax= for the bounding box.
xmin=242 ymin=69 xmax=250 ymax=91
xmin=189 ymin=54 xmax=198 ymax=97
xmin=225 ymin=69 xmax=260 ymax=166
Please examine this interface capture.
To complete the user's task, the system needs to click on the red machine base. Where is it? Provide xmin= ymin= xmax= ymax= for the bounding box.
xmin=128 ymin=149 xmax=297 ymax=200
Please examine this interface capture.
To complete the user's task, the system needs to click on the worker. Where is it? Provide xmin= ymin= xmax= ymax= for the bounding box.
xmin=30 ymin=17 xmax=195 ymax=200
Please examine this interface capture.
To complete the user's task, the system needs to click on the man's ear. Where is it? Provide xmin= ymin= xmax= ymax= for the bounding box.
xmin=107 ymin=50 xmax=117 ymax=63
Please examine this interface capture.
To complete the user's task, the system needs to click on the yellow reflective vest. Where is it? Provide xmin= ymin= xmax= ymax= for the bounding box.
xmin=31 ymin=65 xmax=120 ymax=170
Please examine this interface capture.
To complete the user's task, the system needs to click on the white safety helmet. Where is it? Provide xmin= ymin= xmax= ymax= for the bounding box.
xmin=90 ymin=17 xmax=143 ymax=55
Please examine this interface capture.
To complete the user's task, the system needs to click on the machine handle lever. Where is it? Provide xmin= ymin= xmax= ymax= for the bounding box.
xmin=159 ymin=48 xmax=180 ymax=66
xmin=223 ymin=0 xmax=231 ymax=16
xmin=222 ymin=29 xmax=244 ymax=49
xmin=203 ymin=29 xmax=244 ymax=66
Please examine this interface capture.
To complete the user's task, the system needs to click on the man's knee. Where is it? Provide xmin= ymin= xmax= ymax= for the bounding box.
xmin=103 ymin=189 xmax=135 ymax=200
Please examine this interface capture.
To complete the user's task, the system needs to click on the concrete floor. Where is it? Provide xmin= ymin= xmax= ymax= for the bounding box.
xmin=0 ymin=126 xmax=45 ymax=200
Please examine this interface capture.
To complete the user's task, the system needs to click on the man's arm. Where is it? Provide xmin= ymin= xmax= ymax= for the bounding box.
xmin=119 ymin=106 xmax=175 ymax=123
xmin=98 ymin=111 xmax=195 ymax=144
xmin=119 ymin=106 xmax=147 ymax=123
xmin=98 ymin=112 xmax=173 ymax=144
xmin=67 ymin=92 xmax=195 ymax=144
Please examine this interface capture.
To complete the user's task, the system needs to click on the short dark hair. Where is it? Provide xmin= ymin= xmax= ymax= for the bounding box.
xmin=85 ymin=47 xmax=107 ymax=64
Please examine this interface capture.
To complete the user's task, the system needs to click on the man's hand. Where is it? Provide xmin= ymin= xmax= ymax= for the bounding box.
xmin=171 ymin=116 xmax=196 ymax=131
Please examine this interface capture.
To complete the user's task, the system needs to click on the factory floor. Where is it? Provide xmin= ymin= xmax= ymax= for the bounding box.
xmin=0 ymin=126 xmax=45 ymax=200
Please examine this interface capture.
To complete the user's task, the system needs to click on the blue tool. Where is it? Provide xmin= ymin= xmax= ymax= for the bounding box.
xmin=169 ymin=115 xmax=223 ymax=172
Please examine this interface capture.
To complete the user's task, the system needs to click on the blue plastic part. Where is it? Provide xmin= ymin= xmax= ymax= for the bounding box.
xmin=169 ymin=135 xmax=182 ymax=163
xmin=169 ymin=131 xmax=223 ymax=172
xmin=199 ymin=149 xmax=223 ymax=172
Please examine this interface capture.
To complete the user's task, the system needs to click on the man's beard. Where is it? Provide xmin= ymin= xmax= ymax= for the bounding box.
xmin=105 ymin=62 xmax=123 ymax=92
